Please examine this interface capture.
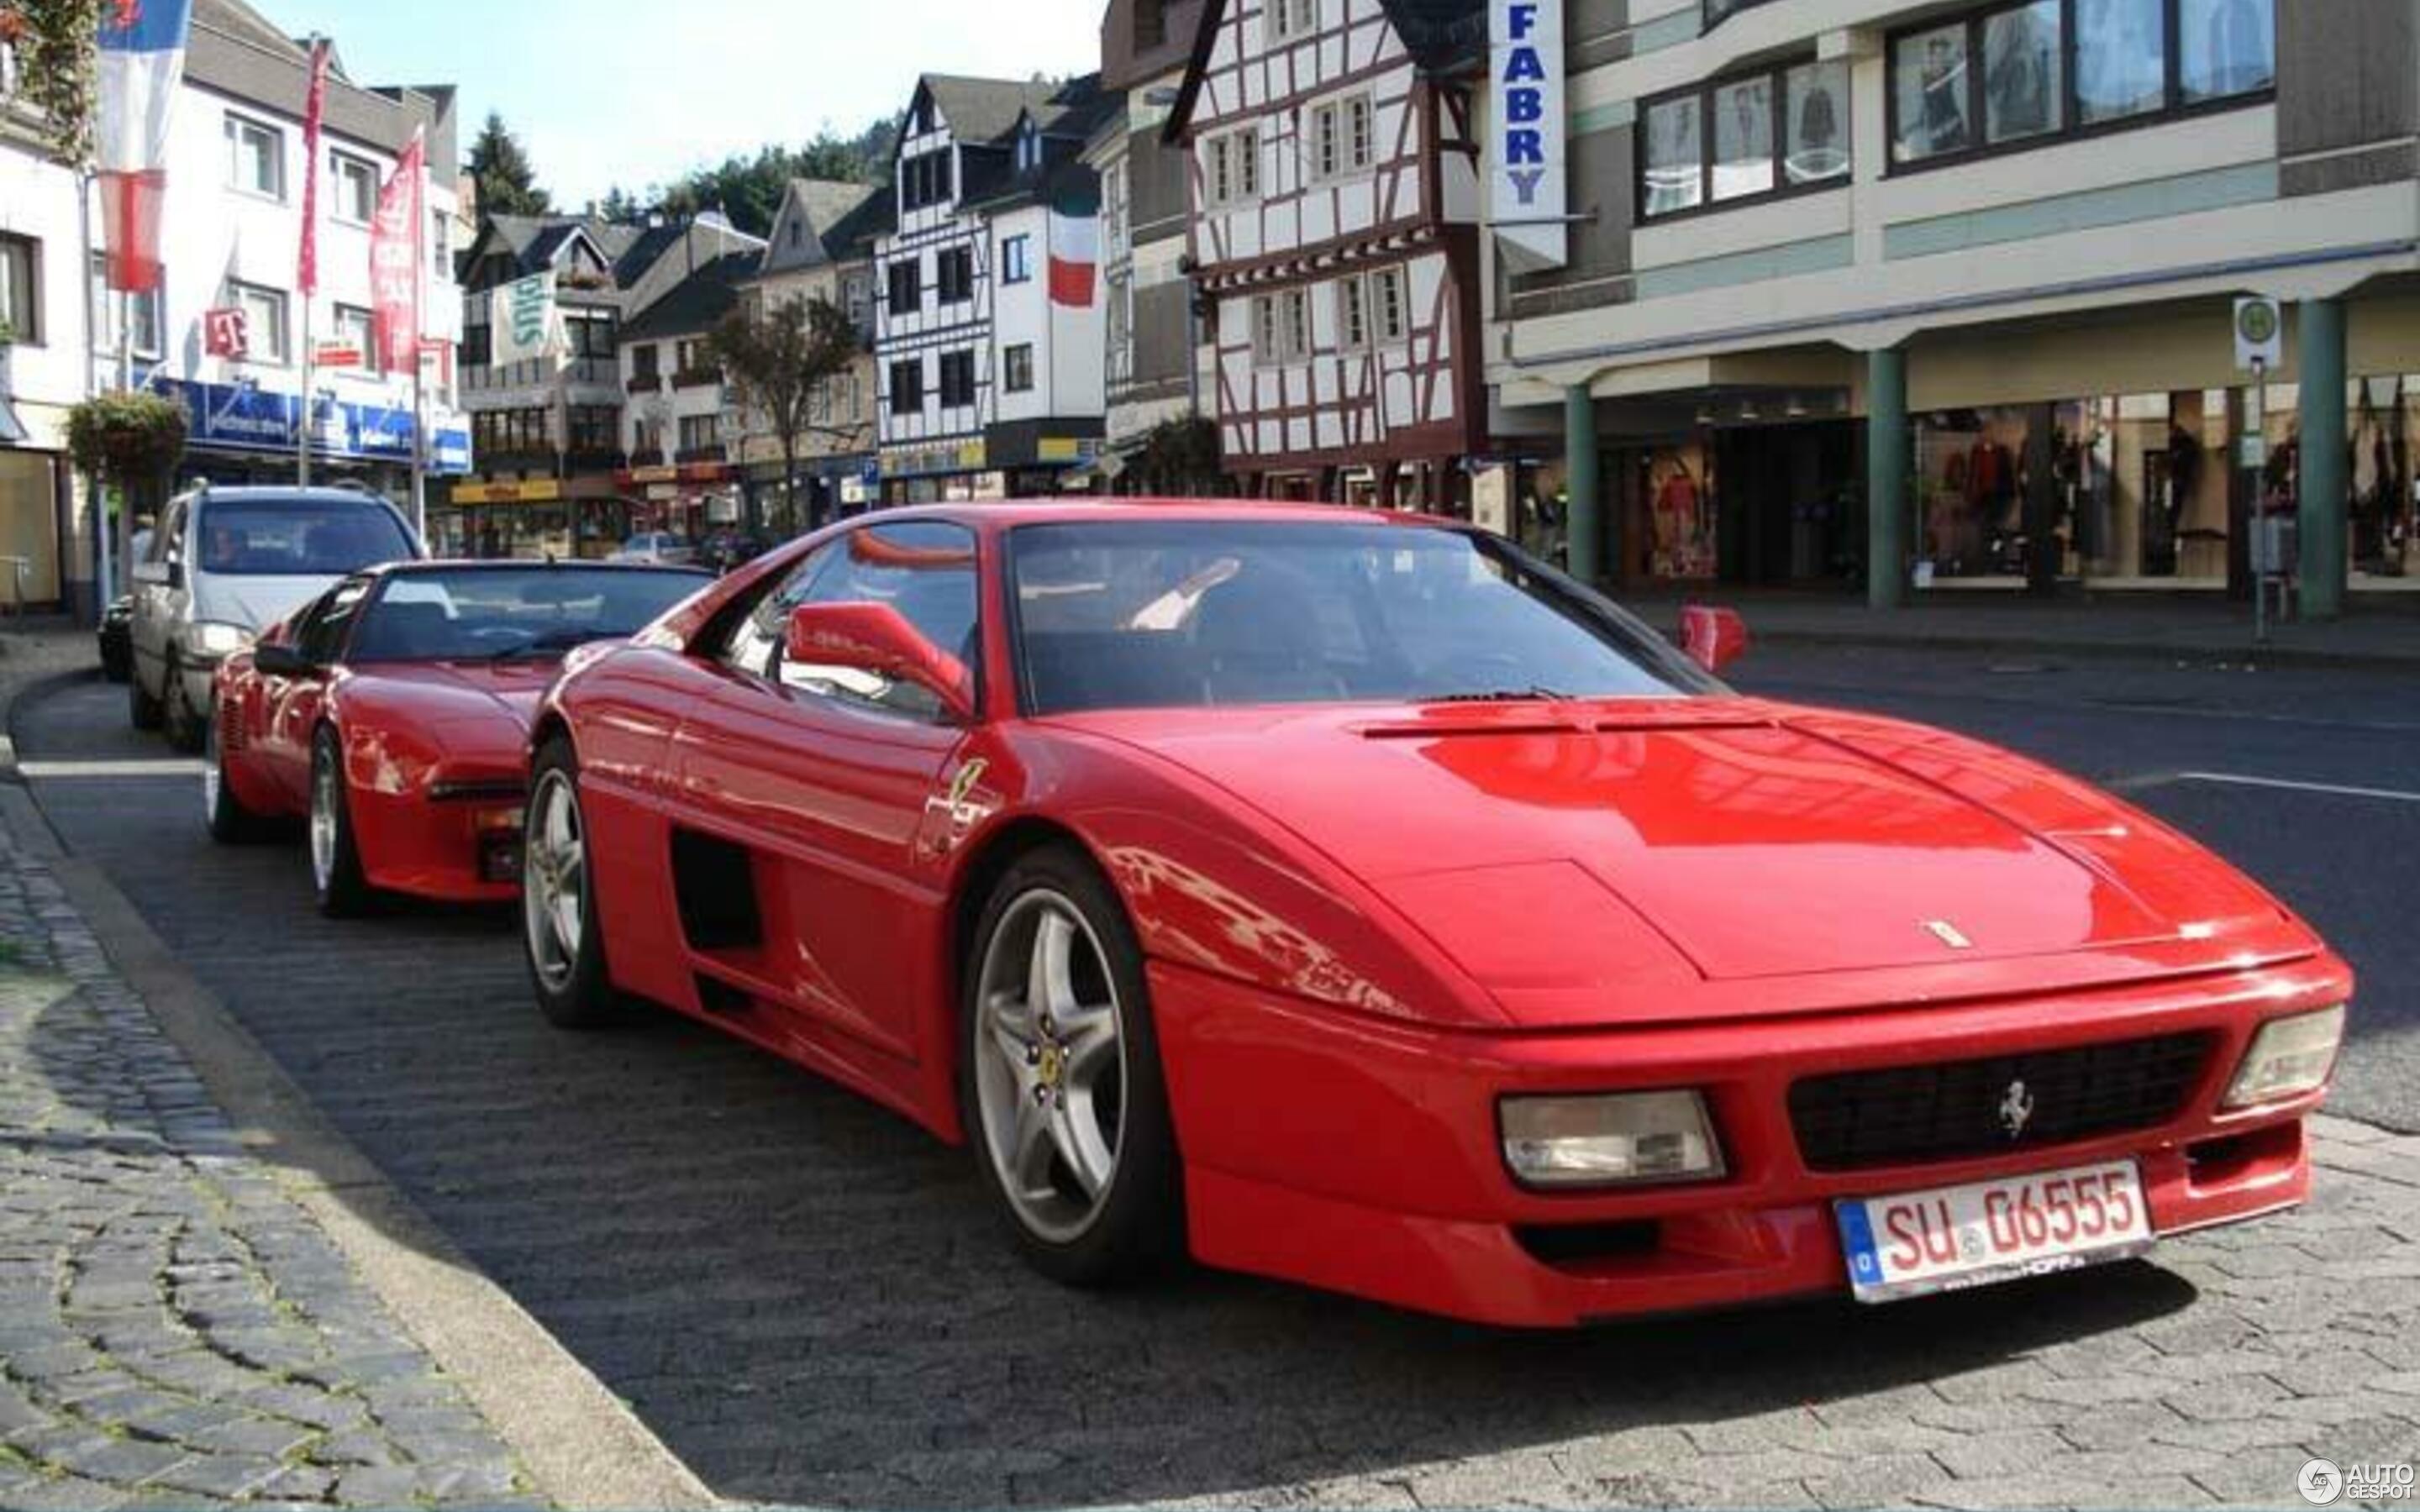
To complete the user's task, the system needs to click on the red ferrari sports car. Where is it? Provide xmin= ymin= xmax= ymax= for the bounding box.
xmin=520 ymin=503 xmax=2351 ymax=1327
xmin=207 ymin=560 xmax=709 ymax=916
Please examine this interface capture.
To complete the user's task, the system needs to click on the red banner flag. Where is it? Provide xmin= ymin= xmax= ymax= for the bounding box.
xmin=297 ymin=38 xmax=329 ymax=296
xmin=370 ymin=129 xmax=424 ymax=373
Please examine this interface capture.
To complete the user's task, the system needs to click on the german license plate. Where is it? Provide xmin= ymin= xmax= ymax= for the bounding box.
xmin=1833 ymin=1159 xmax=2153 ymax=1303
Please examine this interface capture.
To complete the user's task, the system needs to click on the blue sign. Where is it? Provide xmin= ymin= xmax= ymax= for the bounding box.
xmin=153 ymin=379 xmax=472 ymax=476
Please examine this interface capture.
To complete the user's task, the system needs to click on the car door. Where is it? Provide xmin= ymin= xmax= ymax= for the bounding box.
xmin=260 ymin=578 xmax=371 ymax=806
xmin=667 ymin=521 xmax=981 ymax=1063
xmin=130 ymin=496 xmax=188 ymax=700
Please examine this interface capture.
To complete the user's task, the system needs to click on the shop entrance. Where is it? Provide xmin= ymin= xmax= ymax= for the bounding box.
xmin=1713 ymin=420 xmax=1861 ymax=589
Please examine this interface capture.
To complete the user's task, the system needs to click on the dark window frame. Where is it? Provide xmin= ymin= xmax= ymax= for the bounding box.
xmin=1637 ymin=55 xmax=1851 ymax=224
xmin=1883 ymin=0 xmax=2274 ymax=178
xmin=1002 ymin=343 xmax=1035 ymax=393
xmin=0 ymin=233 xmax=42 ymax=347
xmin=888 ymin=358 xmax=924 ymax=415
xmin=939 ymin=349 xmax=977 ymax=407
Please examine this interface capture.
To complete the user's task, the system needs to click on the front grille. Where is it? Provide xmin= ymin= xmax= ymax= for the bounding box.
xmin=1789 ymin=1032 xmax=2216 ymax=1173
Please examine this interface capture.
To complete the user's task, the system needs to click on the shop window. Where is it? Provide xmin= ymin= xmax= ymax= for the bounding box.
xmin=2181 ymin=0 xmax=2274 ymax=102
xmin=1783 ymin=62 xmax=1851 ymax=186
xmin=1983 ymin=2 xmax=2064 ymax=144
xmin=2075 ymin=0 xmax=2167 ymax=124
xmin=1644 ymin=59 xmax=1849 ymax=219
xmin=1891 ymin=0 xmax=2270 ymax=172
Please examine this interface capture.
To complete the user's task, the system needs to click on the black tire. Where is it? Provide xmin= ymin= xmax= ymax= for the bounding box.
xmin=308 ymin=727 xmax=377 ymax=918
xmin=522 ymin=737 xmax=619 ymax=1030
xmin=162 ymin=653 xmax=206 ymax=755
xmin=203 ymin=719 xmax=267 ymax=843
xmin=958 ymin=845 xmax=1182 ymax=1287
xmin=101 ymin=642 xmax=132 ymax=684
xmin=129 ymin=658 xmax=164 ymax=730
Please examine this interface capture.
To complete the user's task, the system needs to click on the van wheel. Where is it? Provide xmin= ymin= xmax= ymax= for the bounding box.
xmin=162 ymin=653 xmax=206 ymax=755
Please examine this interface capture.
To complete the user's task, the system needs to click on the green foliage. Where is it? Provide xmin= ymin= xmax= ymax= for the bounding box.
xmin=1130 ymin=417 xmax=1226 ymax=496
xmin=468 ymin=111 xmax=551 ymax=217
xmin=0 ymin=0 xmax=105 ymax=169
xmin=603 ymin=118 xmax=900 ymax=238
xmin=66 ymin=390 xmax=186 ymax=487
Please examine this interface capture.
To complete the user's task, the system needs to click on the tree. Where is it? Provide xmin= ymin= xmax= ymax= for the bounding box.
xmin=1130 ymin=417 xmax=1226 ymax=496
xmin=596 ymin=185 xmax=642 ymax=224
xmin=707 ymin=297 xmax=861 ymax=534
xmin=467 ymin=111 xmax=551 ymax=216
xmin=0 ymin=0 xmax=106 ymax=168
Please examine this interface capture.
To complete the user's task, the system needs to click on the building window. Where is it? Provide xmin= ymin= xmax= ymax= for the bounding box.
xmin=1001 ymin=234 xmax=1032 ymax=285
xmin=1312 ymin=94 xmax=1375 ymax=181
xmin=330 ymin=303 xmax=377 ymax=369
xmin=568 ymin=406 xmax=617 ymax=454
xmin=1107 ymin=274 xmax=1133 ymax=381
xmin=679 ymin=414 xmax=720 ymax=452
xmin=788 ymin=219 xmax=804 ymax=249
xmin=890 ymin=358 xmax=924 ymax=414
xmin=939 ymin=245 xmax=976 ymax=302
xmin=887 ymin=256 xmax=922 ymax=315
xmin=939 ymin=349 xmax=976 ymax=407
xmin=1250 ymin=288 xmax=1311 ymax=365
xmin=227 ymin=281 xmax=290 ymax=364
xmin=330 ymin=150 xmax=377 ymax=224
xmin=429 ymin=210 xmax=451 ymax=279
xmin=1016 ymin=121 xmax=1043 ymax=174
xmin=1890 ymin=0 xmax=2272 ymax=170
xmin=634 ymin=417 xmax=664 ymax=458
xmin=1136 ymin=0 xmax=1168 ymax=47
xmin=224 ymin=114 xmax=285 ymax=200
xmin=1003 ymin=343 xmax=1035 ymax=393
xmin=0 ymin=38 xmax=17 ymax=95
xmin=1268 ymin=0 xmax=1318 ymax=42
xmin=1 ymin=235 xmax=39 ymax=345
xmin=569 ymin=314 xmax=615 ymax=360
xmin=1334 ymin=276 xmax=1369 ymax=350
xmin=2181 ymin=0 xmax=2274 ymax=101
xmin=1370 ymin=266 xmax=1408 ymax=343
xmin=1103 ymin=161 xmax=1130 ymax=259
xmin=1204 ymin=128 xmax=1260 ymax=209
xmin=676 ymin=337 xmax=706 ymax=372
xmin=902 ymin=150 xmax=955 ymax=211
xmin=1644 ymin=56 xmax=1852 ymax=218
xmin=631 ymin=343 xmax=660 ymax=380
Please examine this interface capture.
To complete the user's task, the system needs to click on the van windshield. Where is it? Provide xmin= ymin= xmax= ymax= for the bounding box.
xmin=196 ymin=499 xmax=415 ymax=576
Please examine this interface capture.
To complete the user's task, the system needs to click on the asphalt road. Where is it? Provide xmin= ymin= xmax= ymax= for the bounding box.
xmin=11 ymin=653 xmax=2417 ymax=1509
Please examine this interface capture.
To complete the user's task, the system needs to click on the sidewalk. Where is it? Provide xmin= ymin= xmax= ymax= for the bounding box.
xmin=1619 ymin=586 xmax=2420 ymax=669
xmin=0 ymin=630 xmax=539 ymax=1509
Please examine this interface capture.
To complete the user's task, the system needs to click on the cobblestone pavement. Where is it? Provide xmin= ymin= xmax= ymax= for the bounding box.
xmin=12 ymin=671 xmax=2420 ymax=1511
xmin=0 ymin=841 xmax=539 ymax=1509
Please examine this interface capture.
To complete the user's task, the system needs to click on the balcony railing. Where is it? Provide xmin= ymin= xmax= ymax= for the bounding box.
xmin=674 ymin=444 xmax=728 ymax=465
xmin=628 ymin=373 xmax=664 ymax=394
xmin=671 ymin=366 xmax=723 ymax=391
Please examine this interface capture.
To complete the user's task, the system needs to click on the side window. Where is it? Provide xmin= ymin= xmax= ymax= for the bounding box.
xmin=718 ymin=541 xmax=844 ymax=680
xmin=297 ymin=579 xmax=371 ymax=664
xmin=781 ymin=522 xmax=978 ymax=720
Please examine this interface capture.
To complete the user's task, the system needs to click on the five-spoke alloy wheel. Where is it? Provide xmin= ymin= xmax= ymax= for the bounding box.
xmin=961 ymin=846 xmax=1178 ymax=1284
xmin=523 ymin=738 xmax=618 ymax=1028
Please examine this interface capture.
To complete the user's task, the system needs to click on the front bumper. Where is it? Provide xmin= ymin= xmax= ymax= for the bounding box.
xmin=349 ymin=780 xmax=526 ymax=904
xmin=1151 ymin=951 xmax=2351 ymax=1328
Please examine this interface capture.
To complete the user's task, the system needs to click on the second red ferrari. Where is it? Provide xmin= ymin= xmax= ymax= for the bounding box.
xmin=208 ymin=560 xmax=708 ymax=916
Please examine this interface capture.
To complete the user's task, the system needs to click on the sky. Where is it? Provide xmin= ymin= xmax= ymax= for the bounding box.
xmin=265 ymin=0 xmax=1107 ymax=208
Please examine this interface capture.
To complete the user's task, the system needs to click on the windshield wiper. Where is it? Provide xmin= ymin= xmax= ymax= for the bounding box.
xmin=486 ymin=627 xmax=614 ymax=661
xmin=1422 ymin=685 xmax=1575 ymax=704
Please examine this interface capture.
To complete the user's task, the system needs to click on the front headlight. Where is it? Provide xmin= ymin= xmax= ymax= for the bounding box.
xmin=2223 ymin=1005 xmax=2346 ymax=1109
xmin=1500 ymin=1089 xmax=1726 ymax=1189
xmin=187 ymin=622 xmax=255 ymax=658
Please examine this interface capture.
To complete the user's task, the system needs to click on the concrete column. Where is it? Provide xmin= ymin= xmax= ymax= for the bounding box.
xmin=1565 ymin=384 xmax=1601 ymax=584
xmin=1866 ymin=346 xmax=1908 ymax=609
xmin=2296 ymin=297 xmax=2347 ymax=620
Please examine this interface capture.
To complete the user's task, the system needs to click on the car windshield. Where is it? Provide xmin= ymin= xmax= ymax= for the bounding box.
xmin=347 ymin=567 xmax=708 ymax=663
xmin=196 ymin=499 xmax=415 ymax=576
xmin=1008 ymin=520 xmax=1717 ymax=715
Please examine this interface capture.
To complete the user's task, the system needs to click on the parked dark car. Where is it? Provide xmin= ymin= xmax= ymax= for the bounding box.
xmin=98 ymin=596 xmax=134 ymax=683
xmin=701 ymin=530 xmax=770 ymax=575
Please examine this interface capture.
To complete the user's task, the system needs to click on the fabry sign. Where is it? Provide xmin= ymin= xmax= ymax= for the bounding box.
xmin=1491 ymin=0 xmax=1568 ymax=270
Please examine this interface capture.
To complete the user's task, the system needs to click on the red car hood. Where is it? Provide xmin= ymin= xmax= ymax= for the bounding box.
xmin=1050 ymin=699 xmax=2307 ymax=1027
xmin=347 ymin=660 xmax=552 ymax=743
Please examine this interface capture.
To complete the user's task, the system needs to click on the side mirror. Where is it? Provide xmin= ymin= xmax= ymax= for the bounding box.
xmin=1679 ymin=604 xmax=1749 ymax=675
xmin=252 ymin=643 xmax=318 ymax=679
xmin=784 ymin=601 xmax=975 ymax=722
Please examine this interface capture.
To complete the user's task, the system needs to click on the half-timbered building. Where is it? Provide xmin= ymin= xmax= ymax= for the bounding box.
xmin=875 ymin=74 xmax=1117 ymax=503
xmin=1167 ymin=0 xmax=1490 ymax=504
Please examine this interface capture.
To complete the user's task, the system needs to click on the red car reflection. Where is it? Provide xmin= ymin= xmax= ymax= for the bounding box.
xmin=518 ymin=503 xmax=2351 ymax=1326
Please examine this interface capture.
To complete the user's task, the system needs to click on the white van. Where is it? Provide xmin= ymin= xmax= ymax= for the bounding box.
xmin=129 ymin=485 xmax=424 ymax=751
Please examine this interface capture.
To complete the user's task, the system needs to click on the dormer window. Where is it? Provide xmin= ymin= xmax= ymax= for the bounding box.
xmin=1017 ymin=121 xmax=1043 ymax=173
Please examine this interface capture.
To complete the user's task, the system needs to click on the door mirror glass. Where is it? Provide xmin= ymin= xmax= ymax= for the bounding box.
xmin=784 ymin=601 xmax=975 ymax=722
xmin=1680 ymin=604 xmax=1749 ymax=675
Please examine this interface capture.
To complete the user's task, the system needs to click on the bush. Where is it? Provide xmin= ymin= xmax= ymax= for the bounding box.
xmin=66 ymin=390 xmax=187 ymax=487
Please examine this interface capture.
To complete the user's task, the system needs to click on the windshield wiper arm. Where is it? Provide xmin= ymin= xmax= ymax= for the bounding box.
xmin=1423 ymin=685 xmax=1575 ymax=704
xmin=487 ymin=627 xmax=612 ymax=661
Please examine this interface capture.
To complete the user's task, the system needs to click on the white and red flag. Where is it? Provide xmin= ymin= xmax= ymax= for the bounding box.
xmin=297 ymin=38 xmax=330 ymax=295
xmin=369 ymin=129 xmax=424 ymax=373
xmin=1047 ymin=184 xmax=1100 ymax=308
xmin=95 ymin=0 xmax=194 ymax=293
